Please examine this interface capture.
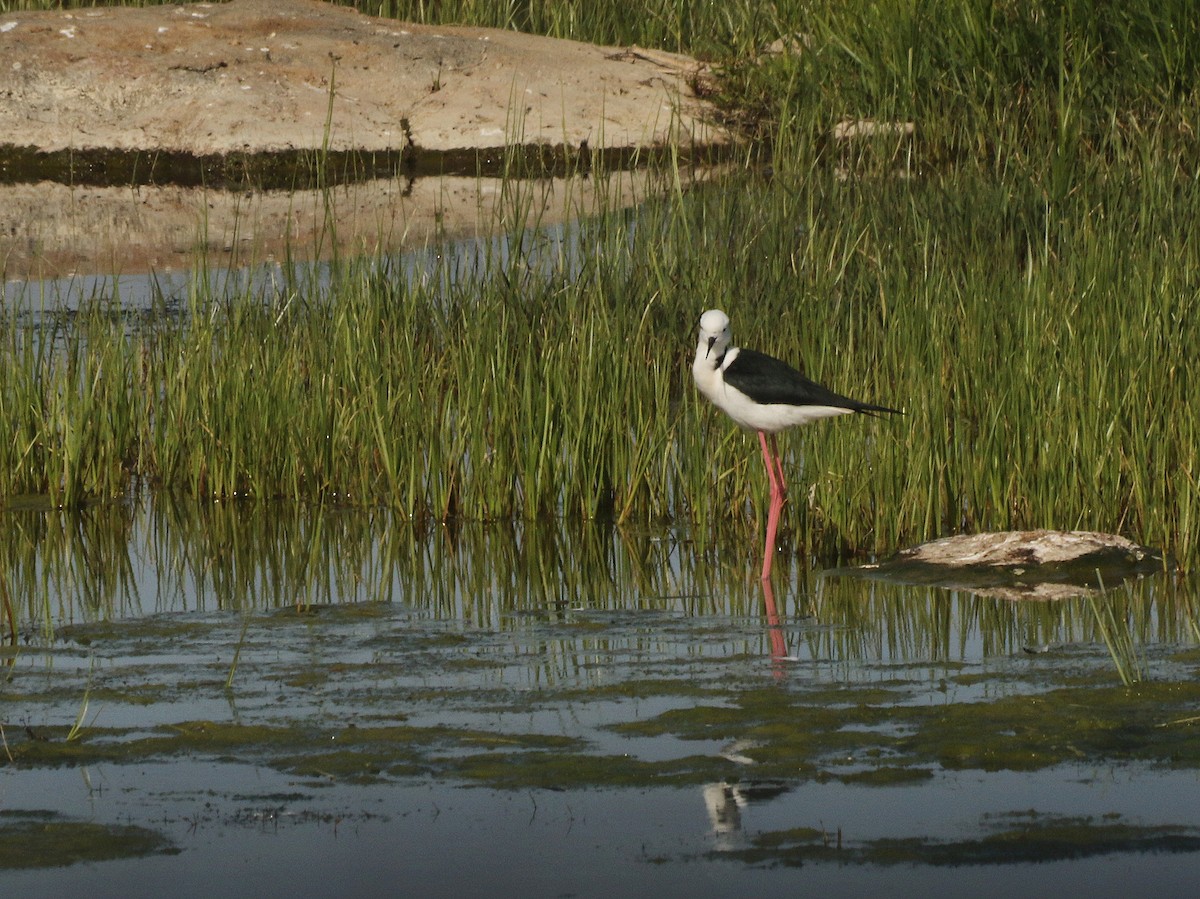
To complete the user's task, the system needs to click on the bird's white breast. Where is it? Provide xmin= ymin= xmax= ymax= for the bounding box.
xmin=693 ymin=347 xmax=851 ymax=433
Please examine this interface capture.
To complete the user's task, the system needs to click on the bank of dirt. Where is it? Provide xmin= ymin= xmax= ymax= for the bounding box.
xmin=0 ymin=0 xmax=725 ymax=156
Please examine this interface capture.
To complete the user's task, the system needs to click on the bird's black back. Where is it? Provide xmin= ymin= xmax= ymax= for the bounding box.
xmin=724 ymin=347 xmax=900 ymax=414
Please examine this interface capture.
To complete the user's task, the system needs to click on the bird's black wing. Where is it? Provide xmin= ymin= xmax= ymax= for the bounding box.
xmin=725 ymin=348 xmax=900 ymax=414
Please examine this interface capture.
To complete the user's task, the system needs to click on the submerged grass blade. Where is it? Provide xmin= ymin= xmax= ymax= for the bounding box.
xmin=226 ymin=613 xmax=252 ymax=690
xmin=1089 ymin=579 xmax=1146 ymax=687
xmin=65 ymin=655 xmax=95 ymax=742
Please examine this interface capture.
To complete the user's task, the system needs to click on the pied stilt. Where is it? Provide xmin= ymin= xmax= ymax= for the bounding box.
xmin=692 ymin=309 xmax=900 ymax=580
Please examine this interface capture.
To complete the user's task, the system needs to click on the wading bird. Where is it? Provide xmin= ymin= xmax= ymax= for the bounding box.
xmin=691 ymin=309 xmax=900 ymax=580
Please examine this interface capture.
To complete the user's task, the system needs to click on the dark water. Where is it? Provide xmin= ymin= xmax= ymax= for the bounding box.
xmin=1 ymin=499 xmax=1199 ymax=896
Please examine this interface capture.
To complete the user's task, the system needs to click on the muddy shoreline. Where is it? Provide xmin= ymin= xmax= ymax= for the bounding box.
xmin=0 ymin=0 xmax=726 ymax=156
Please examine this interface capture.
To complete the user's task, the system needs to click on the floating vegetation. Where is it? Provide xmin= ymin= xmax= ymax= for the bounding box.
xmin=0 ymin=814 xmax=177 ymax=869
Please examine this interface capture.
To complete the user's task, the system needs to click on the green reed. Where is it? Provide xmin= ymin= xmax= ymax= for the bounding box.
xmin=2 ymin=0 xmax=1198 ymax=567
xmin=3 ymin=157 xmax=1198 ymax=566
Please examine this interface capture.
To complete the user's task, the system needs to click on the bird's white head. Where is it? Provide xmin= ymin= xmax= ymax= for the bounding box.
xmin=697 ymin=309 xmax=731 ymax=360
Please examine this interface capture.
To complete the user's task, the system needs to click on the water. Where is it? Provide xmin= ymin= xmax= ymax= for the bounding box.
xmin=0 ymin=162 xmax=685 ymax=289
xmin=2 ymin=165 xmax=1199 ymax=893
xmin=2 ymin=172 xmax=645 ymax=341
xmin=1 ymin=498 xmax=1198 ymax=894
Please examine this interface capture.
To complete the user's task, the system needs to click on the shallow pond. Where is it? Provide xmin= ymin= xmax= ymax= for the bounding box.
xmin=1 ymin=500 xmax=1198 ymax=896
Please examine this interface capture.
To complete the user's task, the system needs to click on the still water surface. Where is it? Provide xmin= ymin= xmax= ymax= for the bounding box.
xmin=1 ymin=499 xmax=1198 ymax=896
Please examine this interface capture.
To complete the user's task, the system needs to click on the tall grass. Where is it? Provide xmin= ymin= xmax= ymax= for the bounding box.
xmin=1 ymin=0 xmax=1198 ymax=567
xmin=3 ymin=162 xmax=1197 ymax=566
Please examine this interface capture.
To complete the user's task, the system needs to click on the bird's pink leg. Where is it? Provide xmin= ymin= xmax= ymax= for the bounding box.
xmin=769 ymin=434 xmax=787 ymax=496
xmin=758 ymin=431 xmax=787 ymax=581
xmin=761 ymin=578 xmax=789 ymax=673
